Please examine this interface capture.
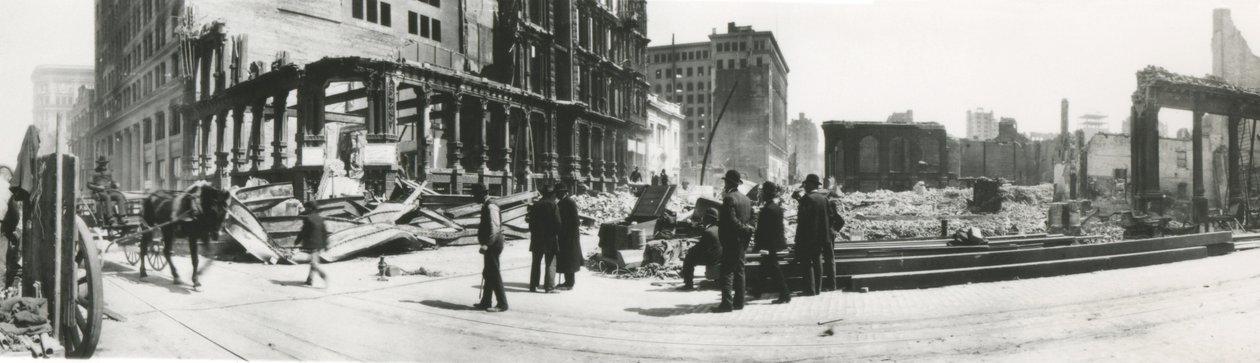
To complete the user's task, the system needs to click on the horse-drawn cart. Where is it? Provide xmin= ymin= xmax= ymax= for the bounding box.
xmin=4 ymin=125 xmax=103 ymax=358
xmin=77 ymin=192 xmax=167 ymax=271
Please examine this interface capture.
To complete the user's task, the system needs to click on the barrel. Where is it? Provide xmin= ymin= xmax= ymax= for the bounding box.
xmin=629 ymin=229 xmax=646 ymax=250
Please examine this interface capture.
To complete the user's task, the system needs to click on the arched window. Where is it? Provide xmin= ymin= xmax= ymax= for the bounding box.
xmin=889 ymin=137 xmax=908 ymax=173
xmin=859 ymin=136 xmax=879 ymax=173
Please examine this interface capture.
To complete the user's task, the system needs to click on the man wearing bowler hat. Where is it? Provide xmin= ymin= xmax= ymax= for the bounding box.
xmin=713 ymin=170 xmax=754 ymax=313
xmin=554 ymin=183 xmax=583 ymax=290
xmin=793 ymin=174 xmax=832 ymax=296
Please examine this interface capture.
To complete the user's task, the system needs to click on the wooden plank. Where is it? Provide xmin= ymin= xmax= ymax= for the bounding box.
xmin=837 ymin=231 xmax=1232 ymax=276
xmin=442 ymin=191 xmax=538 ymax=218
xmin=849 ymin=244 xmax=1234 ymax=291
xmin=234 ymin=183 xmax=295 ymax=202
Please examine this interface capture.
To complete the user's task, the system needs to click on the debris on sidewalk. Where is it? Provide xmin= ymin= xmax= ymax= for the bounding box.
xmin=222 ymin=179 xmax=536 ymax=264
xmin=0 ymin=291 xmax=59 ymax=358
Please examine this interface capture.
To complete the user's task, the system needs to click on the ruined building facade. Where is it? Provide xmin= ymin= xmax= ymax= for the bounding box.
xmin=646 ymin=22 xmax=789 ymax=186
xmin=822 ymin=121 xmax=950 ymax=192
xmin=83 ymin=0 xmax=651 ymax=198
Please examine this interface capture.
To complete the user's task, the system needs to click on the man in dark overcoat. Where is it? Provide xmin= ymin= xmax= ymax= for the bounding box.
xmin=753 ymin=181 xmax=790 ymax=304
xmin=554 ymin=183 xmax=583 ymax=290
xmin=526 ymin=185 xmax=561 ymax=293
xmin=713 ymin=170 xmax=754 ymax=313
xmin=793 ymin=174 xmax=832 ymax=296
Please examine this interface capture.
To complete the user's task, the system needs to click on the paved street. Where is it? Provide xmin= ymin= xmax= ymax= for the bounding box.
xmin=94 ymin=235 xmax=1260 ymax=362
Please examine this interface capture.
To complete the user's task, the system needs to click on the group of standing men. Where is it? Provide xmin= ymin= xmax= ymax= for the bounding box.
xmin=683 ymin=171 xmax=843 ymax=312
xmin=472 ymin=182 xmax=585 ymax=313
xmin=472 ymin=169 xmax=843 ymax=314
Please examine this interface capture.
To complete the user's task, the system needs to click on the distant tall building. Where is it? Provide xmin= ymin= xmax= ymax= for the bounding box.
xmin=1078 ymin=113 xmax=1109 ymax=144
xmin=966 ymin=108 xmax=996 ymax=140
xmin=647 ymin=22 xmax=789 ymax=186
xmin=788 ymin=112 xmax=822 ymax=183
xmin=31 ymin=65 xmax=94 ymax=153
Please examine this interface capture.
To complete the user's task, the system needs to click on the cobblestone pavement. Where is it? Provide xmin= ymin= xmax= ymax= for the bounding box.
xmin=94 ymin=234 xmax=1260 ymax=361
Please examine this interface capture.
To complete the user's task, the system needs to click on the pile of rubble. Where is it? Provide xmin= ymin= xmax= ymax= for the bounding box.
xmin=780 ymin=184 xmax=1056 ymax=241
xmin=222 ymin=180 xmax=535 ymax=264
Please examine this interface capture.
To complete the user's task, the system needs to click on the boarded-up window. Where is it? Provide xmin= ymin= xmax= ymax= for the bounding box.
xmin=889 ymin=137 xmax=907 ymax=173
xmin=859 ymin=136 xmax=879 ymax=173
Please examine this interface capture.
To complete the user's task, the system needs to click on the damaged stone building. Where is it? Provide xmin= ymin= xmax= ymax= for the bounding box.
xmin=646 ymin=22 xmax=789 ymax=187
xmin=821 ymin=120 xmax=950 ymax=192
xmin=955 ymin=117 xmax=1057 ymax=186
xmin=79 ymin=0 xmax=652 ymax=198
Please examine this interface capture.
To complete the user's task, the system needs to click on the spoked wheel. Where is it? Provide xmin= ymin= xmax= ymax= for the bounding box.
xmin=146 ymin=242 xmax=167 ymax=271
xmin=122 ymin=239 xmax=141 ymax=266
xmin=66 ymin=216 xmax=103 ymax=358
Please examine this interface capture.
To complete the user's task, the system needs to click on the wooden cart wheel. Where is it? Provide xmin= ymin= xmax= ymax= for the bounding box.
xmin=122 ymin=238 xmax=141 ymax=266
xmin=65 ymin=216 xmax=103 ymax=358
xmin=146 ymin=241 xmax=167 ymax=271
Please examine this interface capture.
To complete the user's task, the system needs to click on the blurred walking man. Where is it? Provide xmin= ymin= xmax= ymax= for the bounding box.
xmin=472 ymin=184 xmax=508 ymax=312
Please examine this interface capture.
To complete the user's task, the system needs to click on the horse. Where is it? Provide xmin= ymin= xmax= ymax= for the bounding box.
xmin=139 ymin=183 xmax=231 ymax=287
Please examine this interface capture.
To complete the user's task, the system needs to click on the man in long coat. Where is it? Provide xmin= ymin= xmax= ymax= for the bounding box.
xmin=526 ymin=185 xmax=561 ymax=293
xmin=713 ymin=170 xmax=754 ymax=313
xmin=793 ymin=174 xmax=832 ymax=296
xmin=554 ymin=183 xmax=583 ymax=290
xmin=753 ymin=181 xmax=790 ymax=304
xmin=472 ymin=184 xmax=508 ymax=312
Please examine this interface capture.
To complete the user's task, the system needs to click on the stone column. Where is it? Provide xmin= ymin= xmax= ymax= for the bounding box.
xmin=1228 ymin=112 xmax=1243 ymax=210
xmin=249 ymin=99 xmax=265 ymax=171
xmin=498 ymin=104 xmax=513 ymax=172
xmin=297 ymin=77 xmax=327 ymax=167
xmin=414 ymin=89 xmax=431 ymax=181
xmin=199 ymin=116 xmax=214 ymax=176
xmin=271 ymin=92 xmax=290 ymax=169
xmin=580 ymin=123 xmax=591 ymax=177
xmin=231 ymin=106 xmax=247 ymax=172
xmin=477 ymin=99 xmax=490 ymax=172
xmin=1192 ymin=105 xmax=1206 ymax=224
xmin=592 ymin=127 xmax=604 ymax=180
xmin=607 ymin=128 xmax=619 ymax=181
xmin=521 ymin=110 xmax=534 ymax=175
xmin=214 ymin=111 xmax=230 ymax=186
xmin=1133 ymin=101 xmax=1163 ymax=213
xmin=365 ymin=74 xmax=399 ymax=143
xmin=448 ymin=95 xmax=464 ymax=171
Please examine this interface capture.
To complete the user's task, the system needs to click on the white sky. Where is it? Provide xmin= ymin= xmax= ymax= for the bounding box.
xmin=1 ymin=0 xmax=1258 ymax=164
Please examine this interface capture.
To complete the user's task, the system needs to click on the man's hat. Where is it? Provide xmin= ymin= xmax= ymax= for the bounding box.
xmin=762 ymin=181 xmax=779 ymax=195
xmin=302 ymin=201 xmax=320 ymax=213
xmin=552 ymin=183 xmax=570 ymax=193
xmin=703 ymin=208 xmax=719 ymax=222
xmin=96 ymin=156 xmax=108 ymax=164
xmin=721 ymin=170 xmax=742 ymax=183
xmin=803 ymin=174 xmax=822 ymax=186
xmin=469 ymin=183 xmax=489 ymax=197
